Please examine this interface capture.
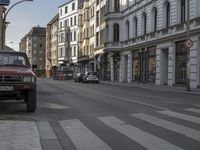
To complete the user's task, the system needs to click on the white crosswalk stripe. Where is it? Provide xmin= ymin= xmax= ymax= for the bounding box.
xmin=98 ymin=116 xmax=183 ymax=150
xmin=131 ymin=113 xmax=200 ymax=142
xmin=184 ymin=108 xmax=200 ymax=114
xmin=158 ymin=110 xmax=200 ymax=124
xmin=59 ymin=119 xmax=112 ymax=150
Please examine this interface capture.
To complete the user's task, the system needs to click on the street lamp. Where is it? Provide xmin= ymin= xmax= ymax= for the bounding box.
xmin=1 ymin=0 xmax=33 ymax=50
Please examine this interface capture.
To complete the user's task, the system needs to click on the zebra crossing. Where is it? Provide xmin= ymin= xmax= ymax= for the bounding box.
xmin=1 ymin=108 xmax=200 ymax=150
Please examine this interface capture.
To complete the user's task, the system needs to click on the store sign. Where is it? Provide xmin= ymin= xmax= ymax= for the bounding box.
xmin=0 ymin=0 xmax=10 ymax=6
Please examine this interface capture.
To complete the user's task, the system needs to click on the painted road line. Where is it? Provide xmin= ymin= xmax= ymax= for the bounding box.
xmin=98 ymin=116 xmax=183 ymax=150
xmin=131 ymin=113 xmax=200 ymax=142
xmin=0 ymin=120 xmax=42 ymax=150
xmin=37 ymin=122 xmax=57 ymax=140
xmin=158 ymin=110 xmax=200 ymax=124
xmin=184 ymin=108 xmax=200 ymax=114
xmin=59 ymin=119 xmax=112 ymax=150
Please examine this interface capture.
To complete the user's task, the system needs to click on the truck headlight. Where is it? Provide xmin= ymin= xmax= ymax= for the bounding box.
xmin=23 ymin=76 xmax=34 ymax=83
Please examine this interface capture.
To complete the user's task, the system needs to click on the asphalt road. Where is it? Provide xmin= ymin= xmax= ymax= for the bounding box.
xmin=0 ymin=78 xmax=200 ymax=150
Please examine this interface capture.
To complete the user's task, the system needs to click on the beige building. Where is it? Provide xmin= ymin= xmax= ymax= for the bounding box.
xmin=78 ymin=0 xmax=109 ymax=79
xmin=45 ymin=14 xmax=59 ymax=77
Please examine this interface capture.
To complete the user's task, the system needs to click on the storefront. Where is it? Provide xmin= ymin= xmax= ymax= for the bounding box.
xmin=175 ymin=40 xmax=187 ymax=84
xmin=132 ymin=46 xmax=156 ymax=82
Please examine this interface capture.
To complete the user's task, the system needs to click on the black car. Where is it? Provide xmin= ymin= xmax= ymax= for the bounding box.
xmin=74 ymin=73 xmax=84 ymax=82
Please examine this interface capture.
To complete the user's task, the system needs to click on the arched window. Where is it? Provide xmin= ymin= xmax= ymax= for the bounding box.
xmin=113 ymin=23 xmax=119 ymax=42
xmin=152 ymin=7 xmax=158 ymax=31
xmin=142 ymin=12 xmax=147 ymax=35
xmin=114 ymin=0 xmax=120 ymax=12
xmin=181 ymin=0 xmax=186 ymax=23
xmin=126 ymin=21 xmax=130 ymax=40
xmin=133 ymin=17 xmax=138 ymax=38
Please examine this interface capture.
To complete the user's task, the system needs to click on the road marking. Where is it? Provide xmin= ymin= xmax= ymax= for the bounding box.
xmin=0 ymin=120 xmax=42 ymax=150
xmin=39 ymin=102 xmax=72 ymax=110
xmin=59 ymin=84 xmax=168 ymax=111
xmin=158 ymin=110 xmax=200 ymax=124
xmin=98 ymin=116 xmax=183 ymax=150
xmin=59 ymin=119 xmax=112 ymax=150
xmin=37 ymin=122 xmax=57 ymax=140
xmin=184 ymin=108 xmax=200 ymax=114
xmin=131 ymin=113 xmax=200 ymax=142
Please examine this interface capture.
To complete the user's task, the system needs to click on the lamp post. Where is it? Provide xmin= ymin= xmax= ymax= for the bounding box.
xmin=1 ymin=0 xmax=33 ymax=50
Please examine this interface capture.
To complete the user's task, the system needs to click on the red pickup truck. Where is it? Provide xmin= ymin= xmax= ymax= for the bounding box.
xmin=0 ymin=51 xmax=37 ymax=112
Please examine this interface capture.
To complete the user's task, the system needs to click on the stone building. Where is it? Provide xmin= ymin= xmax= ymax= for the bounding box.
xmin=45 ymin=14 xmax=59 ymax=77
xmin=105 ymin=0 xmax=200 ymax=88
xmin=19 ymin=26 xmax=46 ymax=76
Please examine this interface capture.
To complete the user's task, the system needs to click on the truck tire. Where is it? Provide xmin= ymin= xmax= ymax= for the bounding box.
xmin=27 ymin=90 xmax=37 ymax=112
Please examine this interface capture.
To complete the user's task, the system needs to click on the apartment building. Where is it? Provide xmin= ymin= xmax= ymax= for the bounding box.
xmin=45 ymin=14 xmax=59 ymax=77
xmin=19 ymin=26 xmax=46 ymax=76
xmin=58 ymin=0 xmax=83 ymax=72
xmin=77 ymin=0 xmax=95 ymax=73
xmin=77 ymin=0 xmax=109 ymax=79
xmin=105 ymin=0 xmax=200 ymax=88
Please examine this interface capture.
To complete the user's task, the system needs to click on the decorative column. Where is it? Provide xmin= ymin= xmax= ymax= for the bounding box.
xmin=156 ymin=48 xmax=161 ymax=85
xmin=167 ymin=45 xmax=175 ymax=86
xmin=127 ymin=52 xmax=133 ymax=83
xmin=110 ymin=55 xmax=114 ymax=81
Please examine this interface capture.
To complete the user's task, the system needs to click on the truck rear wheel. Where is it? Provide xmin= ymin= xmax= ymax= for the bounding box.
xmin=26 ymin=90 xmax=37 ymax=112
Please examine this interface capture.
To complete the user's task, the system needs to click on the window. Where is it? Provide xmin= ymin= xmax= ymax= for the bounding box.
xmin=39 ymin=44 xmax=42 ymax=48
xmin=152 ymin=7 xmax=157 ymax=31
xmin=74 ymin=47 xmax=76 ymax=56
xmin=165 ymin=1 xmax=170 ymax=28
xmin=65 ymin=6 xmax=68 ymax=14
xmin=133 ymin=17 xmax=138 ymax=37
xmin=113 ymin=23 xmax=119 ymax=42
xmin=181 ymin=0 xmax=186 ymax=23
xmin=142 ymin=12 xmax=147 ymax=35
xmin=96 ymin=11 xmax=100 ymax=27
xmin=60 ymin=21 xmax=63 ymax=28
xmin=126 ymin=21 xmax=130 ymax=40
xmin=74 ymin=31 xmax=76 ymax=41
xmin=114 ymin=0 xmax=120 ymax=12
xmin=96 ymin=32 xmax=99 ymax=47
xmin=74 ymin=16 xmax=76 ymax=25
xmin=72 ymin=3 xmax=75 ymax=10
xmin=60 ymin=9 xmax=62 ymax=16
xmin=71 ymin=17 xmax=73 ymax=26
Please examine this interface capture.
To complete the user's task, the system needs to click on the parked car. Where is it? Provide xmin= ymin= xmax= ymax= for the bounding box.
xmin=83 ymin=72 xmax=99 ymax=83
xmin=0 ymin=51 xmax=37 ymax=112
xmin=74 ymin=73 xmax=84 ymax=82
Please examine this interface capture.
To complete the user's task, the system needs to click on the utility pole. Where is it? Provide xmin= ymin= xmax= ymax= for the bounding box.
xmin=1 ymin=0 xmax=33 ymax=50
xmin=186 ymin=0 xmax=191 ymax=91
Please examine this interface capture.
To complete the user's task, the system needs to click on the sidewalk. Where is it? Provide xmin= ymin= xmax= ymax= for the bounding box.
xmin=100 ymin=80 xmax=200 ymax=96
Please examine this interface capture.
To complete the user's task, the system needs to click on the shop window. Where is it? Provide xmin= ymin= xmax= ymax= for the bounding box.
xmin=176 ymin=41 xmax=187 ymax=84
xmin=132 ymin=50 xmax=140 ymax=81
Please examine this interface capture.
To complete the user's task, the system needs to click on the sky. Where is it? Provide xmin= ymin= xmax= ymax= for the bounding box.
xmin=5 ymin=0 xmax=67 ymax=51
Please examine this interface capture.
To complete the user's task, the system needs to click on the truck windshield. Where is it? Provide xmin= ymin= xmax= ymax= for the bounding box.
xmin=0 ymin=53 xmax=29 ymax=67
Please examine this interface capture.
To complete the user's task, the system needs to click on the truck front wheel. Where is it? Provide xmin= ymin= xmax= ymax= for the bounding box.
xmin=26 ymin=90 xmax=37 ymax=112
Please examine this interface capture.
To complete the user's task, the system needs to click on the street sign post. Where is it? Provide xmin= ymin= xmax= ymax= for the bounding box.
xmin=0 ymin=0 xmax=10 ymax=6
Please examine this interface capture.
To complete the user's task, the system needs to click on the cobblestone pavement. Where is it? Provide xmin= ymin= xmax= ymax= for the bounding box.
xmin=0 ymin=120 xmax=42 ymax=150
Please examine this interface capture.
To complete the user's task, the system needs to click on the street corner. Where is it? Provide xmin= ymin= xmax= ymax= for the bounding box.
xmin=0 ymin=120 xmax=42 ymax=150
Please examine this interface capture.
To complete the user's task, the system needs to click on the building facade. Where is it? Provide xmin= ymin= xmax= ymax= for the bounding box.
xmin=0 ymin=6 xmax=4 ymax=50
xmin=105 ymin=0 xmax=200 ymax=88
xmin=19 ymin=26 xmax=46 ymax=76
xmin=77 ymin=0 xmax=109 ymax=80
xmin=58 ymin=0 xmax=83 ymax=73
xmin=45 ymin=14 xmax=59 ymax=77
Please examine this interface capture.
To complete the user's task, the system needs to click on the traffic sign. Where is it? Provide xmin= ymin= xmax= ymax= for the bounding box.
xmin=0 ymin=0 xmax=10 ymax=6
xmin=185 ymin=39 xmax=193 ymax=48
